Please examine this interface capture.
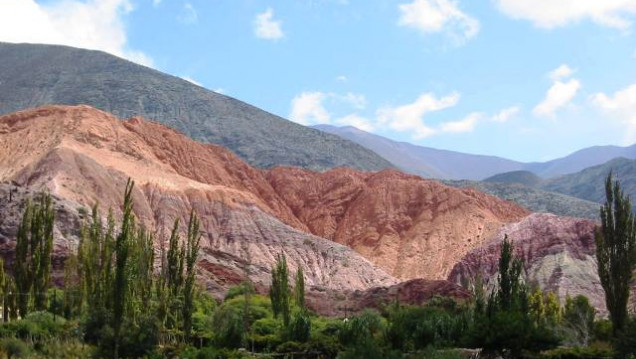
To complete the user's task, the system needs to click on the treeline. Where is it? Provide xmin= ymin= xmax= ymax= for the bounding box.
xmin=0 ymin=180 xmax=208 ymax=359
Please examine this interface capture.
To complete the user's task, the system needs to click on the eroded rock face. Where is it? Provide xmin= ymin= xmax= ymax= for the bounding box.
xmin=0 ymin=105 xmax=396 ymax=295
xmin=448 ymin=213 xmax=605 ymax=311
xmin=267 ymin=167 xmax=529 ymax=280
xmin=1 ymin=105 xmax=603 ymax=313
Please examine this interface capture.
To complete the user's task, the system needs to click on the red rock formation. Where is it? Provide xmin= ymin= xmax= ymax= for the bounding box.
xmin=0 ymin=105 xmax=396 ymax=294
xmin=448 ymin=213 xmax=604 ymax=311
xmin=267 ymin=167 xmax=529 ymax=280
xmin=2 ymin=105 xmax=600 ymax=313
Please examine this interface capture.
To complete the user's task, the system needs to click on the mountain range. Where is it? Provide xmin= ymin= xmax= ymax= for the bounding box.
xmin=0 ymin=105 xmax=606 ymax=313
xmin=316 ymin=124 xmax=636 ymax=180
xmin=0 ymin=42 xmax=392 ymax=172
xmin=1 ymin=42 xmax=634 ymax=316
xmin=485 ymin=157 xmax=636 ymax=211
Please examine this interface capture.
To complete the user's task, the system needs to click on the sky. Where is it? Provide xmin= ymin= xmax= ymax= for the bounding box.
xmin=1 ymin=0 xmax=636 ymax=162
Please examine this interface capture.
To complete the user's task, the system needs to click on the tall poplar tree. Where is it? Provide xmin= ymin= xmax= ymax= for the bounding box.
xmin=270 ymin=254 xmax=291 ymax=326
xmin=596 ymin=172 xmax=636 ymax=335
xmin=14 ymin=194 xmax=55 ymax=316
xmin=183 ymin=210 xmax=201 ymax=340
xmin=113 ymin=179 xmax=135 ymax=359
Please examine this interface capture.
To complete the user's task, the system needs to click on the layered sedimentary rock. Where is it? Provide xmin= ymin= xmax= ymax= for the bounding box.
xmin=1 ymin=105 xmax=606 ymax=314
xmin=0 ymin=105 xmax=396 ymax=296
xmin=448 ymin=213 xmax=604 ymax=311
xmin=267 ymin=167 xmax=529 ymax=280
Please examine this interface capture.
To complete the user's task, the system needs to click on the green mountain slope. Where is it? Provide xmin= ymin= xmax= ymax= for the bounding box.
xmin=484 ymin=170 xmax=543 ymax=187
xmin=444 ymin=180 xmax=600 ymax=220
xmin=0 ymin=42 xmax=393 ymax=172
xmin=542 ymin=157 xmax=636 ymax=205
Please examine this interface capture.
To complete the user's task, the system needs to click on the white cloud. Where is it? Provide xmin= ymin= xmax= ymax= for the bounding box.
xmin=340 ymin=93 xmax=367 ymax=110
xmin=377 ymin=92 xmax=460 ymax=139
xmin=336 ymin=75 xmax=348 ymax=82
xmin=533 ymin=65 xmax=581 ymax=117
xmin=534 ymin=80 xmax=581 ymax=117
xmin=398 ymin=0 xmax=480 ymax=43
xmin=178 ymin=3 xmax=198 ymax=24
xmin=491 ymin=106 xmax=520 ymax=123
xmin=335 ymin=114 xmax=375 ymax=132
xmin=592 ymin=84 xmax=636 ymax=144
xmin=254 ymin=8 xmax=284 ymax=40
xmin=0 ymin=0 xmax=152 ymax=66
xmin=288 ymin=89 xmax=483 ymax=137
xmin=495 ymin=0 xmax=636 ymax=29
xmin=439 ymin=112 xmax=481 ymax=133
xmin=549 ymin=64 xmax=576 ymax=81
xmin=152 ymin=0 xmax=161 ymax=7
xmin=290 ymin=92 xmax=331 ymax=125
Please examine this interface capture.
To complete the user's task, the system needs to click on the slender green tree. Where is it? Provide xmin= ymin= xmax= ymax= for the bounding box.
xmin=495 ymin=235 xmax=525 ymax=311
xmin=596 ymin=172 xmax=636 ymax=335
xmin=113 ymin=179 xmax=135 ymax=359
xmin=166 ymin=219 xmax=184 ymax=296
xmin=295 ymin=267 xmax=306 ymax=310
xmin=183 ymin=210 xmax=201 ymax=340
xmin=32 ymin=194 xmax=54 ymax=311
xmin=270 ymin=254 xmax=291 ymax=326
xmin=14 ymin=198 xmax=33 ymax=317
xmin=14 ymin=194 xmax=55 ymax=316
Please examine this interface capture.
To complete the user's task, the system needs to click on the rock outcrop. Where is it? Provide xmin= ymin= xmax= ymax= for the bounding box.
xmin=267 ymin=167 xmax=529 ymax=280
xmin=448 ymin=213 xmax=603 ymax=311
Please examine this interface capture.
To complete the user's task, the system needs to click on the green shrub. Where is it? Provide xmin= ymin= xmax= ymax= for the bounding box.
xmin=287 ymin=311 xmax=311 ymax=342
xmin=225 ymin=282 xmax=255 ymax=301
xmin=539 ymin=345 xmax=615 ymax=359
xmin=0 ymin=338 xmax=29 ymax=359
xmin=33 ymin=340 xmax=94 ymax=359
xmin=0 ymin=311 xmax=69 ymax=342
xmin=593 ymin=319 xmax=613 ymax=342
xmin=95 ymin=315 xmax=159 ymax=358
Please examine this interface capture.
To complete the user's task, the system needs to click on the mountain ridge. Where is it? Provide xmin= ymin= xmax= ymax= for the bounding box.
xmin=0 ymin=42 xmax=393 ymax=172
xmin=315 ymin=124 xmax=636 ymax=180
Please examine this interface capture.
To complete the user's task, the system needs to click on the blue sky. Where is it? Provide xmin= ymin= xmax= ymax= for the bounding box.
xmin=1 ymin=0 xmax=636 ymax=162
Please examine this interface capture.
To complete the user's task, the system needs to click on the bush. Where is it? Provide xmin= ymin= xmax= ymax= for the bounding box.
xmin=0 ymin=338 xmax=28 ymax=359
xmin=182 ymin=346 xmax=256 ymax=359
xmin=338 ymin=309 xmax=384 ymax=347
xmin=34 ymin=340 xmax=94 ymax=359
xmin=539 ymin=345 xmax=615 ymax=359
xmin=0 ymin=311 xmax=70 ymax=342
xmin=225 ymin=282 xmax=255 ymax=301
xmin=593 ymin=319 xmax=613 ymax=342
xmin=287 ymin=311 xmax=311 ymax=342
xmin=95 ymin=315 xmax=159 ymax=358
xmin=616 ymin=317 xmax=636 ymax=358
